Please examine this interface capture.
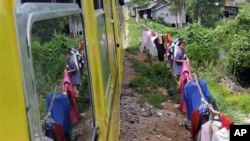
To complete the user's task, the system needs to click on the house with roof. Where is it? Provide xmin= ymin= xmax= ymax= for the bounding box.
xmin=131 ymin=0 xmax=186 ymax=26
xmin=222 ymin=0 xmax=239 ymax=18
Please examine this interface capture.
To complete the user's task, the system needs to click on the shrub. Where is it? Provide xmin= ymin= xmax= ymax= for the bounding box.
xmin=180 ymin=24 xmax=218 ymax=68
xmin=146 ymin=92 xmax=167 ymax=108
xmin=227 ymin=31 xmax=250 ymax=86
xmin=32 ymin=34 xmax=79 ymax=97
xmin=129 ymin=76 xmax=154 ymax=89
xmin=146 ymin=20 xmax=179 ymax=37
xmin=131 ymin=59 xmax=175 ymax=89
xmin=142 ymin=63 xmax=175 ymax=89
xmin=155 ymin=17 xmax=165 ymax=25
xmin=125 ymin=45 xmax=138 ymax=55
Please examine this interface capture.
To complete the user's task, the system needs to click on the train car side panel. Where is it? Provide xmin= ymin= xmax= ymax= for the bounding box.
xmin=82 ymin=1 xmax=108 ymax=140
xmin=0 ymin=0 xmax=30 ymax=140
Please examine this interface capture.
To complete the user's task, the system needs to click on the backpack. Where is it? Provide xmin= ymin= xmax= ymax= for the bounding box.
xmin=69 ymin=47 xmax=83 ymax=70
xmin=167 ymin=38 xmax=181 ymax=61
xmin=167 ymin=45 xmax=174 ymax=61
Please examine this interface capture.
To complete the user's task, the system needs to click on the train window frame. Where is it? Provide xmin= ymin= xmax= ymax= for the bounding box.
xmin=15 ymin=3 xmax=96 ymax=141
xmin=21 ymin=0 xmax=83 ymax=8
xmin=109 ymin=0 xmax=118 ymax=71
xmin=21 ymin=0 xmax=75 ymax=3
xmin=95 ymin=10 xmax=112 ymax=102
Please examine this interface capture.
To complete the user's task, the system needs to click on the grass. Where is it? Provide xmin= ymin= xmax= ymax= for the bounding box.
xmin=197 ymin=64 xmax=250 ymax=124
xmin=218 ymin=3 xmax=250 ymax=121
xmin=146 ymin=93 xmax=167 ymax=108
xmin=39 ymin=99 xmax=47 ymax=119
xmin=226 ymin=95 xmax=250 ymax=113
xmin=128 ymin=16 xmax=250 ymax=123
xmin=126 ymin=18 xmax=179 ymax=106
xmin=207 ymin=80 xmax=248 ymax=123
xmin=237 ymin=2 xmax=250 ymax=14
xmin=130 ymin=58 xmax=176 ymax=89
xmin=146 ymin=20 xmax=180 ymax=37
xmin=129 ymin=75 xmax=154 ymax=89
xmin=126 ymin=18 xmax=180 ymax=55
xmin=128 ymin=53 xmax=177 ymax=109
xmin=214 ymin=2 xmax=250 ymax=27
xmin=127 ymin=17 xmax=180 ymax=109
xmin=125 ymin=46 xmax=139 ymax=55
xmin=127 ymin=18 xmax=144 ymax=54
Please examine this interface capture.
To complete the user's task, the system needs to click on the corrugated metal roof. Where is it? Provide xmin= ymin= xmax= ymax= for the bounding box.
xmin=151 ymin=3 xmax=168 ymax=12
xmin=134 ymin=0 xmax=169 ymax=11
xmin=136 ymin=2 xmax=158 ymax=11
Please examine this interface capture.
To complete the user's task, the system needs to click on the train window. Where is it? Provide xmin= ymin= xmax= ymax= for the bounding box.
xmin=22 ymin=0 xmax=75 ymax=3
xmin=21 ymin=0 xmax=53 ymax=3
xmin=21 ymin=0 xmax=82 ymax=8
xmin=96 ymin=13 xmax=111 ymax=96
xmin=110 ymin=0 xmax=118 ymax=70
xmin=93 ymin=0 xmax=104 ymax=9
xmin=30 ymin=14 xmax=95 ymax=141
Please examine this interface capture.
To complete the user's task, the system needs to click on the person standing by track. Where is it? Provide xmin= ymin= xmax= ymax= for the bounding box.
xmin=65 ymin=50 xmax=81 ymax=93
xmin=173 ymin=41 xmax=188 ymax=80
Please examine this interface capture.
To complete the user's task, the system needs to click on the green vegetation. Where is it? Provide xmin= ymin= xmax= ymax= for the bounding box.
xmin=127 ymin=2 xmax=250 ymax=122
xmin=184 ymin=9 xmax=250 ymax=122
xmin=32 ymin=34 xmax=79 ymax=97
xmin=129 ymin=78 xmax=168 ymax=109
xmin=127 ymin=18 xmax=177 ymax=108
xmin=39 ymin=100 xmax=47 ymax=119
xmin=126 ymin=18 xmax=179 ymax=55
xmin=132 ymin=0 xmax=152 ymax=5
xmin=130 ymin=59 xmax=177 ymax=89
xmin=33 ymin=34 xmax=90 ymax=118
xmin=197 ymin=63 xmax=244 ymax=123
xmin=186 ymin=0 xmax=224 ymax=27
xmin=146 ymin=20 xmax=179 ymax=36
xmin=125 ymin=18 xmax=144 ymax=54
xmin=129 ymin=75 xmax=154 ymax=89
xmin=180 ymin=24 xmax=218 ymax=68
xmin=184 ymin=12 xmax=250 ymax=122
xmin=128 ymin=59 xmax=176 ymax=108
xmin=146 ymin=92 xmax=167 ymax=108
xmin=237 ymin=2 xmax=250 ymax=14
xmin=32 ymin=18 xmax=89 ymax=118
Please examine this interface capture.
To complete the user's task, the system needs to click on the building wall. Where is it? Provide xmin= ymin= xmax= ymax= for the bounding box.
xmin=151 ymin=6 xmax=186 ymax=24
xmin=130 ymin=7 xmax=136 ymax=16
xmin=235 ymin=0 xmax=246 ymax=3
xmin=225 ymin=0 xmax=236 ymax=6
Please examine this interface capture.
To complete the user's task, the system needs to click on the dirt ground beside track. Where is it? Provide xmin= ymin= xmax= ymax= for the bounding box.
xmin=120 ymin=53 xmax=192 ymax=141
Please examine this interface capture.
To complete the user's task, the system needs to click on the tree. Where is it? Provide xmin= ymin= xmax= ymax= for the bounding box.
xmin=169 ymin=0 xmax=185 ymax=28
xmin=186 ymin=0 xmax=225 ymax=27
xmin=180 ymin=23 xmax=218 ymax=68
xmin=32 ymin=16 xmax=68 ymax=43
xmin=68 ymin=14 xmax=82 ymax=37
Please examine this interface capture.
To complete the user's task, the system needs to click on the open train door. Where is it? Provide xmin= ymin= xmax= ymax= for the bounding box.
xmin=14 ymin=1 xmax=97 ymax=140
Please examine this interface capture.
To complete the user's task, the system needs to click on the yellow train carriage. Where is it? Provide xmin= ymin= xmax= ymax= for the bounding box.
xmin=0 ymin=0 xmax=126 ymax=140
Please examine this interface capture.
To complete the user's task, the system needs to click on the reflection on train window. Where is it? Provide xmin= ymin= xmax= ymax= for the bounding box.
xmin=93 ymin=0 xmax=104 ymax=10
xmin=22 ymin=0 xmax=71 ymax=3
xmin=21 ymin=0 xmax=82 ymax=8
xmin=31 ymin=14 xmax=94 ymax=141
xmin=109 ymin=0 xmax=118 ymax=70
xmin=96 ymin=14 xmax=111 ymax=95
